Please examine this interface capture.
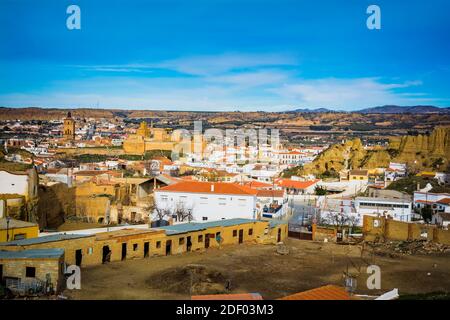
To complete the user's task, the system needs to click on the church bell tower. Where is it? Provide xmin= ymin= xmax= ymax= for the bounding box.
xmin=63 ymin=111 xmax=76 ymax=140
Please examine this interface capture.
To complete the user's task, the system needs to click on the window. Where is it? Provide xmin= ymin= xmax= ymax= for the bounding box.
xmin=133 ymin=244 xmax=138 ymax=251
xmin=248 ymin=228 xmax=253 ymax=235
xmin=202 ymin=217 xmax=208 ymax=221
xmin=233 ymin=230 xmax=237 ymax=237
xmin=179 ymin=238 xmax=185 ymax=245
xmin=14 ymin=233 xmax=26 ymax=240
xmin=198 ymin=235 xmax=203 ymax=242
xmin=26 ymin=267 xmax=36 ymax=278
xmin=156 ymin=241 xmax=161 ymax=248
xmin=88 ymin=247 xmax=93 ymax=255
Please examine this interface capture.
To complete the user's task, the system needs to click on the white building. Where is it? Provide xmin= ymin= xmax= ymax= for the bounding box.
xmin=354 ymin=197 xmax=412 ymax=223
xmin=432 ymin=212 xmax=450 ymax=228
xmin=0 ymin=168 xmax=39 ymax=219
xmin=276 ymin=151 xmax=303 ymax=165
xmin=413 ymin=192 xmax=450 ymax=212
xmin=154 ymin=181 xmax=257 ymax=222
xmin=256 ymin=189 xmax=287 ymax=219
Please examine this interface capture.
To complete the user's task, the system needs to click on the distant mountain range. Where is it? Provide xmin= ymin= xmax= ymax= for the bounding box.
xmin=291 ymin=105 xmax=450 ymax=114
xmin=290 ymin=108 xmax=338 ymax=113
xmin=356 ymin=105 xmax=450 ymax=114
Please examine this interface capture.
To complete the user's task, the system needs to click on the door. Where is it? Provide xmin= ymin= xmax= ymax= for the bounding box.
xmin=121 ymin=243 xmax=127 ymax=260
xmin=144 ymin=242 xmax=149 ymax=258
xmin=75 ymin=249 xmax=82 ymax=266
xmin=165 ymin=240 xmax=172 ymax=255
xmin=277 ymin=228 xmax=282 ymax=242
xmin=102 ymin=246 xmax=111 ymax=263
xmin=187 ymin=236 xmax=192 ymax=252
xmin=205 ymin=234 xmax=210 ymax=248
xmin=238 ymin=229 xmax=244 ymax=244
xmin=0 ymin=264 xmax=3 ymax=283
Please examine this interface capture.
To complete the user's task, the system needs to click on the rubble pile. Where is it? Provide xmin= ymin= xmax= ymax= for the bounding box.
xmin=368 ymin=240 xmax=450 ymax=256
xmin=276 ymin=242 xmax=290 ymax=255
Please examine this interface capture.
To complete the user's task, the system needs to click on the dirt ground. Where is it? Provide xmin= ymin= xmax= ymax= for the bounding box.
xmin=64 ymin=239 xmax=450 ymax=300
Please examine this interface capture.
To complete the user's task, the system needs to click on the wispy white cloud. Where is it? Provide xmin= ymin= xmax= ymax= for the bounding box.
xmin=73 ymin=52 xmax=298 ymax=76
xmin=157 ymin=52 xmax=298 ymax=76
xmin=270 ymin=78 xmax=431 ymax=110
xmin=3 ymin=53 xmax=442 ymax=111
xmin=206 ymin=69 xmax=292 ymax=87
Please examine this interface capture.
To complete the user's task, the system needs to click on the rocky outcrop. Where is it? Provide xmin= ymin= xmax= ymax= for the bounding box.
xmin=37 ymin=183 xmax=76 ymax=229
xmin=303 ymin=127 xmax=450 ymax=175
xmin=392 ymin=127 xmax=450 ymax=167
xmin=303 ymin=138 xmax=366 ymax=175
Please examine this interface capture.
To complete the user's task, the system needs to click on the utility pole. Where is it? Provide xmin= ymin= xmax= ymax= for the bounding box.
xmin=6 ymin=216 xmax=11 ymax=242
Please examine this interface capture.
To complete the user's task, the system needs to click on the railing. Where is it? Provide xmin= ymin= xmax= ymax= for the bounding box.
xmin=5 ymin=277 xmax=46 ymax=296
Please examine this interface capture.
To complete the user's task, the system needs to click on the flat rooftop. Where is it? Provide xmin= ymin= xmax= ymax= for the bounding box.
xmin=355 ymin=197 xmax=412 ymax=204
xmin=0 ymin=233 xmax=92 ymax=247
xmin=0 ymin=218 xmax=37 ymax=230
xmin=95 ymin=228 xmax=164 ymax=241
xmin=156 ymin=218 xmax=261 ymax=235
xmin=0 ymin=248 xmax=64 ymax=259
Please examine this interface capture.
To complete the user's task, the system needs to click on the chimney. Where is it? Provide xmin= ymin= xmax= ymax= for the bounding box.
xmin=211 ymin=184 xmax=215 ymax=192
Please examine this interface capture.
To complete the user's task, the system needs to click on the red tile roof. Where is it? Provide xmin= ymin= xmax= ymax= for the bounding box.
xmin=278 ymin=285 xmax=352 ymax=300
xmin=274 ymin=179 xmax=319 ymax=190
xmin=256 ymin=189 xmax=285 ymax=198
xmin=437 ymin=198 xmax=450 ymax=205
xmin=155 ymin=181 xmax=258 ymax=196
xmin=416 ymin=200 xmax=437 ymax=204
xmin=243 ymin=181 xmax=273 ymax=189
xmin=192 ymin=293 xmax=263 ymax=300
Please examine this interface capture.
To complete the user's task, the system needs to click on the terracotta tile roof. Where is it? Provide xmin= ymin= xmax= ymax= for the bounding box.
xmin=155 ymin=181 xmax=258 ymax=196
xmin=256 ymin=189 xmax=285 ymax=198
xmin=416 ymin=200 xmax=437 ymax=204
xmin=192 ymin=293 xmax=263 ymax=300
xmin=278 ymin=285 xmax=352 ymax=300
xmin=153 ymin=156 xmax=172 ymax=165
xmin=437 ymin=198 xmax=450 ymax=205
xmin=243 ymin=181 xmax=273 ymax=189
xmin=275 ymin=179 xmax=319 ymax=190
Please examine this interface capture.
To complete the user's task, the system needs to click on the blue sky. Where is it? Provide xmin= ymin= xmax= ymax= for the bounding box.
xmin=0 ymin=0 xmax=449 ymax=111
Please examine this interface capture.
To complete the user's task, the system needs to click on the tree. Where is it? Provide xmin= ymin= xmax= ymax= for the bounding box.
xmin=314 ymin=185 xmax=327 ymax=196
xmin=174 ymin=201 xmax=194 ymax=222
xmin=432 ymin=157 xmax=445 ymax=170
xmin=323 ymin=211 xmax=360 ymax=240
xmin=420 ymin=206 xmax=433 ymax=223
xmin=152 ymin=205 xmax=171 ymax=222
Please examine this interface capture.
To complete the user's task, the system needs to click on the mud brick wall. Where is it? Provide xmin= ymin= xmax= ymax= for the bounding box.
xmin=312 ymin=224 xmax=336 ymax=242
xmin=0 ymin=221 xmax=288 ymax=268
xmin=364 ymin=216 xmax=450 ymax=245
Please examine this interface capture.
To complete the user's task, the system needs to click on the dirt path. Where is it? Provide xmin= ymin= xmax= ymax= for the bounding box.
xmin=65 ymin=239 xmax=450 ymax=300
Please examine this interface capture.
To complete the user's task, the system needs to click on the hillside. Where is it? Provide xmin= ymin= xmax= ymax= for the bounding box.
xmin=1 ymin=107 xmax=450 ymax=132
xmin=301 ymin=126 xmax=450 ymax=175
